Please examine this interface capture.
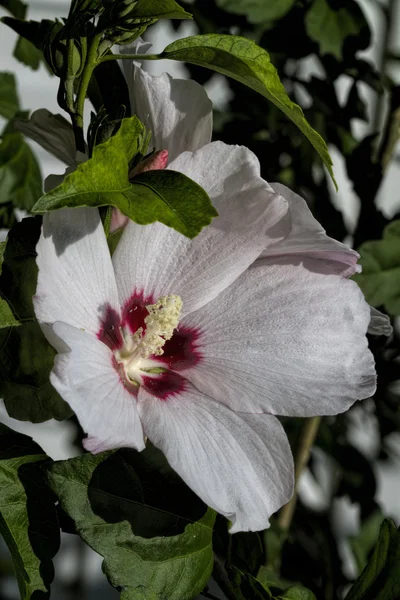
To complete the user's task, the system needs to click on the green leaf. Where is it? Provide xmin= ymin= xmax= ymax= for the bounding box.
xmin=350 ymin=510 xmax=385 ymax=575
xmin=305 ymin=0 xmax=364 ymax=60
xmin=0 ymin=132 xmax=42 ymax=211
xmin=0 ymin=424 xmax=60 ymax=599
xmin=277 ymin=587 xmax=317 ymax=600
xmin=0 ymin=297 xmax=20 ymax=328
xmin=129 ymin=0 xmax=192 ymax=20
xmin=354 ymin=220 xmax=400 ymax=316
xmin=0 ymin=217 xmax=73 ymax=422
xmin=227 ymin=567 xmax=272 ymax=599
xmin=0 ymin=72 xmax=20 ymax=119
xmin=14 ymin=37 xmax=42 ymax=70
xmin=346 ymin=519 xmax=400 ymax=600
xmin=0 ymin=0 xmax=26 ymax=19
xmin=1 ymin=17 xmax=55 ymax=53
xmin=216 ymin=0 xmax=295 ymax=24
xmin=160 ymin=34 xmax=336 ymax=186
xmin=47 ymin=445 xmax=216 ymax=600
xmin=33 ymin=116 xmax=218 ymax=239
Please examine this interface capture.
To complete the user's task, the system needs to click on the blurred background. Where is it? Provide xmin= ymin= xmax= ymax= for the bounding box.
xmin=0 ymin=0 xmax=400 ymax=598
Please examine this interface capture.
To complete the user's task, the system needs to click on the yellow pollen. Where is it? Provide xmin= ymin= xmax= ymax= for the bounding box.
xmin=140 ymin=295 xmax=182 ymax=358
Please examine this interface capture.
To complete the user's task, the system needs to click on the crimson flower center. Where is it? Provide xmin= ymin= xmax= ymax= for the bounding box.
xmin=114 ymin=294 xmax=182 ymax=386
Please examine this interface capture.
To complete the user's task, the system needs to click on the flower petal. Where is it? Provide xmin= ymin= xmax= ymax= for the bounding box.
xmin=15 ymin=109 xmax=76 ymax=166
xmin=113 ymin=142 xmax=288 ymax=316
xmin=34 ymin=208 xmax=120 ymax=339
xmin=181 ymin=257 xmax=376 ymax=416
xmin=124 ymin=62 xmax=212 ymax=162
xmin=138 ymin=385 xmax=293 ymax=532
xmin=262 ymin=183 xmax=360 ymax=277
xmin=51 ymin=322 xmax=145 ymax=453
xmin=368 ymin=306 xmax=392 ymax=336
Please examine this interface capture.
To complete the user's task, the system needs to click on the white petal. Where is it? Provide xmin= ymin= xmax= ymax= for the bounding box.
xmin=138 ymin=385 xmax=293 ymax=532
xmin=15 ymin=109 xmax=76 ymax=166
xmin=113 ymin=142 xmax=288 ymax=316
xmin=262 ymin=183 xmax=360 ymax=277
xmin=368 ymin=306 xmax=392 ymax=336
xmin=124 ymin=62 xmax=212 ymax=162
xmin=34 ymin=208 xmax=120 ymax=338
xmin=51 ymin=322 xmax=145 ymax=453
xmin=181 ymin=257 xmax=376 ymax=416
xmin=169 ymin=142 xmax=289 ymax=241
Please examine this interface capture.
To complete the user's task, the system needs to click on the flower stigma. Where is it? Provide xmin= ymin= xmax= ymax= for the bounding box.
xmin=115 ymin=294 xmax=182 ymax=385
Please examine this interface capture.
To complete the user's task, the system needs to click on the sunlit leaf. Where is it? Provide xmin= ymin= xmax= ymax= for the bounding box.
xmin=159 ymin=34 xmax=336 ymax=186
xmin=33 ymin=116 xmax=218 ymax=239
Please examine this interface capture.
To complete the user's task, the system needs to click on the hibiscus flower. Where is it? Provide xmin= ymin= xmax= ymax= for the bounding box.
xmin=30 ymin=44 xmax=378 ymax=532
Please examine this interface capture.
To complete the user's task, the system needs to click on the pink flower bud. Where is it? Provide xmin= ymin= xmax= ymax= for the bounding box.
xmin=110 ymin=149 xmax=169 ymax=234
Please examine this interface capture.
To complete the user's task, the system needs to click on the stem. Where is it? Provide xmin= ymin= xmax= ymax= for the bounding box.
xmin=372 ymin=0 xmax=396 ymax=133
xmin=378 ymin=86 xmax=400 ymax=173
xmin=278 ymin=416 xmax=322 ymax=532
xmin=72 ymin=33 xmax=103 ymax=153
xmin=99 ymin=52 xmax=161 ymax=63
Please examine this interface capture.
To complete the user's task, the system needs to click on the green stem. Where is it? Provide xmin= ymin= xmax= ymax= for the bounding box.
xmin=278 ymin=416 xmax=322 ymax=532
xmin=99 ymin=52 xmax=161 ymax=63
xmin=72 ymin=33 xmax=103 ymax=153
xmin=372 ymin=0 xmax=396 ymax=133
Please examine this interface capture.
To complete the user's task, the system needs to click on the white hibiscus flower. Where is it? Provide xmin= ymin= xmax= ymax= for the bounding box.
xmin=27 ymin=44 xmax=379 ymax=532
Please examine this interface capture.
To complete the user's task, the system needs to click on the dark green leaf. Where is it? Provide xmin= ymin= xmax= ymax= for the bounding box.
xmin=0 ymin=0 xmax=26 ymax=19
xmin=47 ymin=445 xmax=215 ymax=600
xmin=305 ymin=0 xmax=365 ymax=60
xmin=0 ymin=132 xmax=42 ymax=211
xmin=350 ymin=510 xmax=385 ymax=575
xmin=0 ymin=217 xmax=73 ymax=422
xmin=13 ymin=37 xmax=42 ymax=70
xmin=0 ymin=240 xmax=5 ymax=271
xmin=346 ymin=519 xmax=400 ymax=600
xmin=0 ymin=424 xmax=60 ymax=599
xmin=1 ymin=17 xmax=55 ymax=53
xmin=227 ymin=567 xmax=272 ymax=599
xmin=129 ymin=0 xmax=192 ymax=20
xmin=0 ymin=72 xmax=20 ymax=119
xmin=33 ymin=116 xmax=218 ymax=239
xmin=160 ymin=34 xmax=336 ymax=186
xmin=277 ymin=586 xmax=317 ymax=600
xmin=354 ymin=220 xmax=400 ymax=315
xmin=216 ymin=0 xmax=295 ymax=24
xmin=88 ymin=58 xmax=131 ymax=121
